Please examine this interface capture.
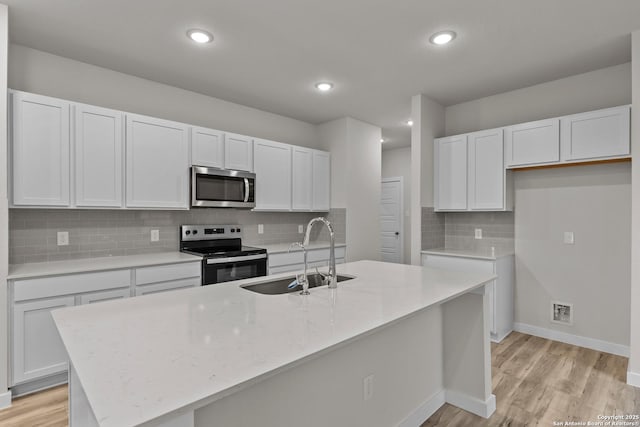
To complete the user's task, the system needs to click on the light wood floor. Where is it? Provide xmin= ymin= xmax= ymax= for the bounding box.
xmin=0 ymin=332 xmax=638 ymax=426
xmin=424 ymin=332 xmax=640 ymax=426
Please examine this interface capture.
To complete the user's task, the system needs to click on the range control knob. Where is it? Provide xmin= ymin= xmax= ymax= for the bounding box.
xmin=236 ymin=228 xmax=241 ymax=232
xmin=193 ymin=230 xmax=198 ymax=235
xmin=185 ymin=230 xmax=191 ymax=235
xmin=230 ymin=229 xmax=236 ymax=233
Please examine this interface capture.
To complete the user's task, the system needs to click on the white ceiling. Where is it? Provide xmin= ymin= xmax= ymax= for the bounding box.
xmin=4 ymin=0 xmax=640 ymax=149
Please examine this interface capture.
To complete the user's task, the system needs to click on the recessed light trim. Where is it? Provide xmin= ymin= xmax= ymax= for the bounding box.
xmin=380 ymin=138 xmax=385 ymax=143
xmin=407 ymin=120 xmax=414 ymax=126
xmin=315 ymin=82 xmax=334 ymax=92
xmin=187 ymin=29 xmax=213 ymax=44
xmin=430 ymin=30 xmax=456 ymax=45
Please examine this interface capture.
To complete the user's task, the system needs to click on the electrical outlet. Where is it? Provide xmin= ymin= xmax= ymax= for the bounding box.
xmin=150 ymin=229 xmax=160 ymax=242
xmin=298 ymin=225 xmax=304 ymax=234
xmin=258 ymin=224 xmax=264 ymax=235
xmin=57 ymin=231 xmax=69 ymax=246
xmin=474 ymin=228 xmax=483 ymax=239
xmin=563 ymin=231 xmax=574 ymax=245
xmin=363 ymin=375 xmax=374 ymax=401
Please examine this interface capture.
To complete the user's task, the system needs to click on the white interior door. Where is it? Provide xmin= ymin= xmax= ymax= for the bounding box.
xmin=380 ymin=178 xmax=403 ymax=263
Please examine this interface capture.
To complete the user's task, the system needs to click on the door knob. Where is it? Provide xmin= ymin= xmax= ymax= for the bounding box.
xmin=395 ymin=232 xmax=399 ymax=236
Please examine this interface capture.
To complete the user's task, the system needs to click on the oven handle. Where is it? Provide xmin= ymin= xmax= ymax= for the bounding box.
xmin=243 ymin=178 xmax=250 ymax=203
xmin=206 ymin=254 xmax=267 ymax=264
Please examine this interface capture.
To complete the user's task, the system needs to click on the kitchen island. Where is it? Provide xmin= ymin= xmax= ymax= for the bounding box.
xmin=52 ymin=260 xmax=497 ymax=427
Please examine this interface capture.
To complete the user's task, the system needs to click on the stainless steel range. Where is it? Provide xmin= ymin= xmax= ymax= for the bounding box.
xmin=180 ymin=225 xmax=267 ymax=285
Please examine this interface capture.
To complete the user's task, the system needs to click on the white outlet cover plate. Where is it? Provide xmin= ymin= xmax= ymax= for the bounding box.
xmin=258 ymin=224 xmax=264 ymax=234
xmin=298 ymin=225 xmax=304 ymax=234
xmin=563 ymin=232 xmax=574 ymax=244
xmin=474 ymin=228 xmax=482 ymax=239
xmin=57 ymin=231 xmax=69 ymax=246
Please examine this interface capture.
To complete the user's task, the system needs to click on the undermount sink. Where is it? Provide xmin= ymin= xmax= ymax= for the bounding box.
xmin=242 ymin=273 xmax=355 ymax=295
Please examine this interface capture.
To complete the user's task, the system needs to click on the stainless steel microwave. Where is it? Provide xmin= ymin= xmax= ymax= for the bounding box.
xmin=191 ymin=166 xmax=256 ymax=208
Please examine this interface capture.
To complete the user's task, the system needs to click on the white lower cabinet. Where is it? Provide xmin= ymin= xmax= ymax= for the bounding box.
xmin=9 ymin=261 xmax=201 ymax=393
xmin=268 ymin=246 xmax=346 ymax=275
xmin=422 ymin=252 xmax=514 ymax=342
xmin=12 ymin=296 xmax=75 ymax=385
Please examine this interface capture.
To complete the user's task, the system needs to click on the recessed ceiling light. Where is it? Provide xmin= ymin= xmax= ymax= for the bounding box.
xmin=407 ymin=120 xmax=414 ymax=126
xmin=187 ymin=29 xmax=213 ymax=44
xmin=315 ymin=82 xmax=334 ymax=92
xmin=380 ymin=138 xmax=385 ymax=143
xmin=429 ymin=30 xmax=456 ymax=45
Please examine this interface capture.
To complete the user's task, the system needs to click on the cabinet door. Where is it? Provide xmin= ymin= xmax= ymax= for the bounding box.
xmin=505 ymin=118 xmax=559 ymax=167
xmin=468 ymin=129 xmax=505 ymax=210
xmin=292 ymin=147 xmax=313 ymax=210
xmin=253 ymin=139 xmax=292 ymax=210
xmin=134 ymin=278 xmax=200 ymax=296
xmin=12 ymin=296 xmax=75 ymax=385
xmin=434 ymin=135 xmax=468 ymax=211
xmin=79 ymin=288 xmax=130 ymax=305
xmin=125 ymin=114 xmax=189 ymax=209
xmin=191 ymin=126 xmax=225 ymax=168
xmin=312 ymin=150 xmax=331 ymax=211
xmin=75 ymin=104 xmax=123 ymax=207
xmin=225 ymin=133 xmax=253 ymax=172
xmin=561 ymin=106 xmax=630 ymax=161
xmin=12 ymin=91 xmax=70 ymax=206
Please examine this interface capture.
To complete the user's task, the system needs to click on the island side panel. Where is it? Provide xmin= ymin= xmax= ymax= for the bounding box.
xmin=194 ymin=306 xmax=444 ymax=427
xmin=69 ymin=363 xmax=99 ymax=427
xmin=442 ymin=287 xmax=495 ymax=417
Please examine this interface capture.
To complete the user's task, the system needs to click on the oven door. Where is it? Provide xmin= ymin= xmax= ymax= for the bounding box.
xmin=192 ymin=166 xmax=255 ymax=208
xmin=203 ymin=254 xmax=267 ymax=285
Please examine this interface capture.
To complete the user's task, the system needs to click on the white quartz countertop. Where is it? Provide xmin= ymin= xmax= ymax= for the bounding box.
xmin=7 ymin=252 xmax=202 ymax=280
xmin=252 ymin=241 xmax=346 ymax=254
xmin=421 ymin=247 xmax=514 ymax=261
xmin=52 ymin=260 xmax=495 ymax=427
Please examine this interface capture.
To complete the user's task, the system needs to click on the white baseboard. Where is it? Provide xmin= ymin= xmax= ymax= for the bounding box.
xmin=513 ymin=322 xmax=629 ymax=357
xmin=397 ymin=390 xmax=446 ymax=427
xmin=0 ymin=390 xmax=11 ymax=410
xmin=491 ymin=329 xmax=513 ymax=344
xmin=445 ymin=390 xmax=496 ymax=418
xmin=627 ymin=371 xmax=640 ymax=388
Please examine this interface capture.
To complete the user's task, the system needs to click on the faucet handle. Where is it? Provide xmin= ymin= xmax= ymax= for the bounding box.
xmin=288 ymin=242 xmax=305 ymax=253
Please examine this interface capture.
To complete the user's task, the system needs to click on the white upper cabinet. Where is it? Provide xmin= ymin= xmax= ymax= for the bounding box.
xmin=292 ymin=147 xmax=313 ymax=210
xmin=11 ymin=91 xmax=70 ymax=206
xmin=434 ymin=135 xmax=468 ymax=211
xmin=125 ymin=114 xmax=189 ymax=209
xmin=254 ymin=139 xmax=292 ymax=210
xmin=311 ymin=150 xmax=331 ymax=211
xmin=468 ymin=128 xmax=509 ymax=211
xmin=560 ymin=106 xmax=630 ymax=162
xmin=191 ymin=126 xmax=225 ymax=168
xmin=505 ymin=118 xmax=560 ymax=167
xmin=224 ymin=133 xmax=254 ymax=172
xmin=75 ymin=104 xmax=123 ymax=208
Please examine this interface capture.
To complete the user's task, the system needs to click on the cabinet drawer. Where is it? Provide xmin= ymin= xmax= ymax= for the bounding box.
xmin=14 ymin=269 xmax=131 ymax=302
xmin=422 ymin=254 xmax=495 ymax=274
xmin=134 ymin=278 xmax=200 ymax=296
xmin=79 ymin=288 xmax=130 ymax=305
xmin=269 ymin=247 xmax=345 ymax=268
xmin=134 ymin=262 xmax=201 ymax=285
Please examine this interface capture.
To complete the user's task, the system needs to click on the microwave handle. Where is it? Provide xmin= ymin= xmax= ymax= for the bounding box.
xmin=243 ymin=178 xmax=250 ymax=203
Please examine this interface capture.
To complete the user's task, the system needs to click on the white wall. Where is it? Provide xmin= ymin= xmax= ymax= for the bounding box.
xmin=319 ymin=117 xmax=382 ymax=262
xmin=410 ymin=94 xmax=445 ymax=265
xmin=514 ymin=164 xmax=631 ymax=348
xmin=444 ymin=62 xmax=632 ymax=354
xmin=445 ymin=62 xmax=631 ymax=136
xmin=629 ymin=31 xmax=640 ymax=385
xmin=317 ymin=119 xmax=348 ymax=208
xmin=0 ymin=3 xmax=9 ymax=405
xmin=382 ymin=147 xmax=411 ymax=264
xmin=8 ymin=44 xmax=320 ymax=149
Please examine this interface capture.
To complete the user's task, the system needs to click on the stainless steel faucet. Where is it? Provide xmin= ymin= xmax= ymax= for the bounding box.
xmin=303 ymin=217 xmax=337 ymax=289
xmin=288 ymin=242 xmax=309 ymax=295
